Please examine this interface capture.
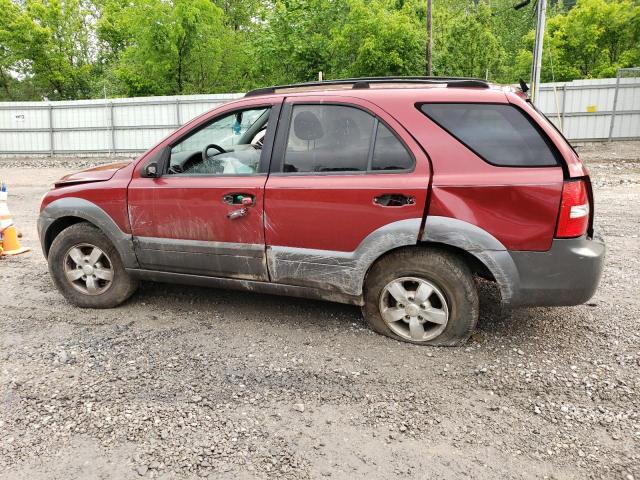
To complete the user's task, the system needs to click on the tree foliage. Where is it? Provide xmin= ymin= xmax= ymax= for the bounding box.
xmin=0 ymin=0 xmax=639 ymax=101
xmin=329 ymin=0 xmax=425 ymax=77
xmin=97 ymin=0 xmax=244 ymax=96
xmin=546 ymin=0 xmax=640 ymax=79
xmin=0 ymin=0 xmax=96 ymax=100
xmin=434 ymin=3 xmax=505 ymax=79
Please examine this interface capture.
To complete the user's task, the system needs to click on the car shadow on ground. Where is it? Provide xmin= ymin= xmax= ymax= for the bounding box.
xmin=134 ymin=281 xmax=363 ymax=324
xmin=128 ymin=278 xmax=559 ymax=345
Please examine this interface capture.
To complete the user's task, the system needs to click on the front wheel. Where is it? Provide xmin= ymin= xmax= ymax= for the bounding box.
xmin=48 ymin=222 xmax=138 ymax=308
xmin=362 ymin=248 xmax=479 ymax=346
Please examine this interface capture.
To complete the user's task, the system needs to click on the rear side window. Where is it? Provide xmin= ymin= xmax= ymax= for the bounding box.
xmin=280 ymin=104 xmax=414 ymax=174
xmin=284 ymin=105 xmax=374 ymax=173
xmin=420 ymin=103 xmax=559 ymax=167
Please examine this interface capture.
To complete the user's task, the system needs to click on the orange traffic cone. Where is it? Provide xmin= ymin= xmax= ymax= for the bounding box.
xmin=0 ymin=186 xmax=30 ymax=256
xmin=1 ymin=225 xmax=30 ymax=256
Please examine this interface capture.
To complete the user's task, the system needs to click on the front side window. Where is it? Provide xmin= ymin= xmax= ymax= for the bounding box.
xmin=281 ymin=104 xmax=414 ymax=174
xmin=168 ymin=107 xmax=270 ymax=175
xmin=420 ymin=103 xmax=559 ymax=167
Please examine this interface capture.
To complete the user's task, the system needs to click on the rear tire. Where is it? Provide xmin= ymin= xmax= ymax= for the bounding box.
xmin=48 ymin=222 xmax=138 ymax=308
xmin=362 ymin=248 xmax=479 ymax=346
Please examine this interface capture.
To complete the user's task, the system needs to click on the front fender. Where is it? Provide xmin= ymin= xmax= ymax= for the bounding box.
xmin=38 ymin=197 xmax=139 ymax=269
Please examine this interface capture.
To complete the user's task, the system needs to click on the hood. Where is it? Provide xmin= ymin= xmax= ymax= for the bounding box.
xmin=55 ymin=161 xmax=131 ymax=187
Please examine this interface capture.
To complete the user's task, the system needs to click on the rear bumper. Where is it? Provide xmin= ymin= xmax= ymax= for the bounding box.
xmin=509 ymin=234 xmax=605 ymax=307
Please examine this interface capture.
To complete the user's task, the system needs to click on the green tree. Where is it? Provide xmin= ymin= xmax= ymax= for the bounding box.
xmin=0 ymin=0 xmax=96 ymax=100
xmin=249 ymin=0 xmax=349 ymax=85
xmin=330 ymin=0 xmax=425 ymax=77
xmin=250 ymin=0 xmax=425 ymax=84
xmin=212 ymin=0 xmax=261 ymax=30
xmin=2 ymin=0 xmax=639 ymax=101
xmin=434 ymin=3 xmax=505 ymax=79
xmin=98 ymin=0 xmax=247 ymax=96
xmin=0 ymin=0 xmax=22 ymax=99
xmin=512 ymin=0 xmax=640 ymax=82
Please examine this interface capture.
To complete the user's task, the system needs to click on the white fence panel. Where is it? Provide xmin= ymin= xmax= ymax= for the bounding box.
xmin=0 ymin=79 xmax=638 ymax=155
xmin=115 ymin=128 xmax=176 ymax=152
xmin=54 ymin=130 xmax=111 ymax=153
xmin=0 ymin=93 xmax=241 ymax=155
xmin=0 ymin=130 xmax=49 ymax=152
xmin=538 ymin=76 xmax=640 ymax=141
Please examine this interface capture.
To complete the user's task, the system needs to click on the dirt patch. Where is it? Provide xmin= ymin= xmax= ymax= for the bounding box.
xmin=1 ymin=143 xmax=639 ymax=479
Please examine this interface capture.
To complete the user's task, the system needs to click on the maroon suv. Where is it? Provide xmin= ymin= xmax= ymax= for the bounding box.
xmin=38 ymin=77 xmax=605 ymax=346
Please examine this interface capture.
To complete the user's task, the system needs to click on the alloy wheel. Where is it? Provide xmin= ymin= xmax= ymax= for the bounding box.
xmin=378 ymin=276 xmax=449 ymax=342
xmin=63 ymin=243 xmax=114 ymax=295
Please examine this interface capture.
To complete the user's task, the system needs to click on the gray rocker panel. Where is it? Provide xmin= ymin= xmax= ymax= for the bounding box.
xmin=267 ymin=218 xmax=423 ymax=296
xmin=127 ymin=269 xmax=363 ymax=305
xmin=134 ymin=237 xmax=268 ymax=281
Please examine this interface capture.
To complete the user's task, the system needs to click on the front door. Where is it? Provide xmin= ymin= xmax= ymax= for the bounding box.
xmin=128 ymin=100 xmax=281 ymax=280
xmin=264 ymin=96 xmax=431 ymax=295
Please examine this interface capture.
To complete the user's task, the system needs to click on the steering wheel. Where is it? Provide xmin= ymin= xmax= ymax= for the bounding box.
xmin=202 ymin=143 xmax=226 ymax=162
xmin=168 ymin=164 xmax=183 ymax=174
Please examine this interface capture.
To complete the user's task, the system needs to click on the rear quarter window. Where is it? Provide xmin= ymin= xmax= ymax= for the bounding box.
xmin=371 ymin=122 xmax=414 ymax=171
xmin=419 ymin=103 xmax=559 ymax=167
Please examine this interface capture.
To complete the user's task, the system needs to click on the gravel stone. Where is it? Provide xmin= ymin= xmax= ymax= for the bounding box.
xmin=1 ymin=144 xmax=639 ymax=479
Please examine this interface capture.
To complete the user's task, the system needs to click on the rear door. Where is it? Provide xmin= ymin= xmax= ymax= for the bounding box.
xmin=128 ymin=99 xmax=281 ymax=280
xmin=264 ymin=95 xmax=431 ymax=295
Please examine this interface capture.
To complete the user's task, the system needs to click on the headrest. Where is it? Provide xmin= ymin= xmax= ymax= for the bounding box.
xmin=294 ymin=110 xmax=324 ymax=141
xmin=331 ymin=116 xmax=361 ymax=140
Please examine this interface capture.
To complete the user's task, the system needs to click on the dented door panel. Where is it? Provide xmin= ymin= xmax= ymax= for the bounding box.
xmin=264 ymin=95 xmax=431 ymax=292
xmin=128 ymin=175 xmax=268 ymax=279
xmin=127 ymin=97 xmax=283 ymax=280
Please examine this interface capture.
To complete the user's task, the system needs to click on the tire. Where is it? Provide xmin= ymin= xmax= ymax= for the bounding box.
xmin=48 ymin=222 xmax=138 ymax=308
xmin=362 ymin=248 xmax=479 ymax=346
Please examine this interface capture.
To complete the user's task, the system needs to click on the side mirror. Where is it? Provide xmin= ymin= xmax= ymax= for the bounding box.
xmin=142 ymin=162 xmax=160 ymax=178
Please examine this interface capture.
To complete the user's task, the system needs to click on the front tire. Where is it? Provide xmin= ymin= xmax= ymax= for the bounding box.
xmin=48 ymin=222 xmax=138 ymax=308
xmin=362 ymin=248 xmax=479 ymax=346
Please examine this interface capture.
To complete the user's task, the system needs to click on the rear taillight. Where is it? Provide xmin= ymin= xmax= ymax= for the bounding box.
xmin=556 ymin=179 xmax=590 ymax=238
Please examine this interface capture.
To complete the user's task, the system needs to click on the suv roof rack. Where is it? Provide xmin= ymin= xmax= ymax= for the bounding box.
xmin=244 ymin=76 xmax=490 ymax=97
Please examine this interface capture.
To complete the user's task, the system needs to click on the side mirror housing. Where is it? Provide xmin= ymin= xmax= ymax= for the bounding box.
xmin=142 ymin=162 xmax=160 ymax=178
xmin=140 ymin=147 xmax=169 ymax=178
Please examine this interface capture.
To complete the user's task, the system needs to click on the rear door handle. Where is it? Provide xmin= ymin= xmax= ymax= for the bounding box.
xmin=374 ymin=194 xmax=415 ymax=207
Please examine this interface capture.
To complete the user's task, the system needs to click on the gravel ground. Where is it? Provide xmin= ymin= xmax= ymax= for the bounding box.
xmin=0 ymin=143 xmax=639 ymax=480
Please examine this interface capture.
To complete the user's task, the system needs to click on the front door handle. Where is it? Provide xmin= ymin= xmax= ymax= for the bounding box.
xmin=227 ymin=208 xmax=248 ymax=219
xmin=374 ymin=194 xmax=415 ymax=207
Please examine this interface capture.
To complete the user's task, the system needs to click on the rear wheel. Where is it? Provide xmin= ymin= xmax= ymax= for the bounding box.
xmin=362 ymin=248 xmax=478 ymax=346
xmin=48 ymin=222 xmax=138 ymax=308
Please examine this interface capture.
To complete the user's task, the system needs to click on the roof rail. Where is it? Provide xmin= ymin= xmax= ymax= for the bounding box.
xmin=244 ymin=76 xmax=490 ymax=97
